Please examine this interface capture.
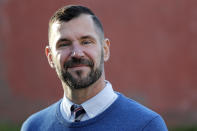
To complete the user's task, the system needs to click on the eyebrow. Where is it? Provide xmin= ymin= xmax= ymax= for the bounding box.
xmin=57 ymin=38 xmax=70 ymax=44
xmin=56 ymin=35 xmax=96 ymax=45
xmin=80 ymin=35 xmax=96 ymax=41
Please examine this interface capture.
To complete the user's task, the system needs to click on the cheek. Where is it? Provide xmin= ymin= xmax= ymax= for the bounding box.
xmin=89 ymin=48 xmax=103 ymax=66
xmin=54 ymin=51 xmax=70 ymax=69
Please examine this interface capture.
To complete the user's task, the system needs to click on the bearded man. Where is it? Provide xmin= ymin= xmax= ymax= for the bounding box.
xmin=21 ymin=5 xmax=168 ymax=131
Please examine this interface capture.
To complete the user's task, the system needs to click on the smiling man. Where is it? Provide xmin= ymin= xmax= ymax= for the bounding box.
xmin=21 ymin=5 xmax=168 ymax=131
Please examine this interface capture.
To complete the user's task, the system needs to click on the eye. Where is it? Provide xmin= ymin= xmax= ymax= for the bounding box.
xmin=57 ymin=42 xmax=71 ymax=48
xmin=81 ymin=40 xmax=92 ymax=45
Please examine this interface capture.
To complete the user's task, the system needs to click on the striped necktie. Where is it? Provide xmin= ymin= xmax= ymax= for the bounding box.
xmin=71 ymin=104 xmax=86 ymax=122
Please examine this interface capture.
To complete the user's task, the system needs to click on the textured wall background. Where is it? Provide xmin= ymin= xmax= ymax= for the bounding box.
xmin=1 ymin=0 xmax=197 ymax=126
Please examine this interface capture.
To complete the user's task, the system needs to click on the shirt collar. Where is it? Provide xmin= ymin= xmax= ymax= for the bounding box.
xmin=82 ymin=80 xmax=116 ymax=118
xmin=62 ymin=80 xmax=116 ymax=119
xmin=62 ymin=94 xmax=74 ymax=120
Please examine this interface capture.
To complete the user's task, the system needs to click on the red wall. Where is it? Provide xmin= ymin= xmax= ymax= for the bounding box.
xmin=1 ymin=0 xmax=197 ymax=126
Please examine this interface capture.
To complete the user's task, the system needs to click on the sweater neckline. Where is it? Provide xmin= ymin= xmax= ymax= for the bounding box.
xmin=56 ymin=92 xmax=122 ymax=128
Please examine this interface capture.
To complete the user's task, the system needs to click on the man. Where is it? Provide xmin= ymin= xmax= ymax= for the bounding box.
xmin=21 ymin=5 xmax=168 ymax=131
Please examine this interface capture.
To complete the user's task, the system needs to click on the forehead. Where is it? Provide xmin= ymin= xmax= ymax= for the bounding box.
xmin=50 ymin=14 xmax=99 ymax=44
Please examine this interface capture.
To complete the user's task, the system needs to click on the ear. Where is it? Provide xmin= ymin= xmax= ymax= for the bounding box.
xmin=103 ymin=38 xmax=110 ymax=62
xmin=45 ymin=46 xmax=55 ymax=68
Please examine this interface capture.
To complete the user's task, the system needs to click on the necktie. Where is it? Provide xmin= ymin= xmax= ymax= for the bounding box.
xmin=71 ymin=104 xmax=86 ymax=122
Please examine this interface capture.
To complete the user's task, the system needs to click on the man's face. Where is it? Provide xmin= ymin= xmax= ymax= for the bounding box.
xmin=47 ymin=14 xmax=108 ymax=89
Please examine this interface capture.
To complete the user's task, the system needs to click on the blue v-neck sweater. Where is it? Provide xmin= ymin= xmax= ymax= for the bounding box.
xmin=21 ymin=93 xmax=168 ymax=131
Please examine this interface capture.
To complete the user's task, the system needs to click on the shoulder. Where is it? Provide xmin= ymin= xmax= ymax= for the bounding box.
xmin=114 ymin=93 xmax=168 ymax=130
xmin=21 ymin=100 xmax=62 ymax=131
xmin=116 ymin=92 xmax=158 ymax=116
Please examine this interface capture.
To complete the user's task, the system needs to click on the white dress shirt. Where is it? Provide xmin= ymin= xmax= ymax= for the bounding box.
xmin=60 ymin=80 xmax=118 ymax=122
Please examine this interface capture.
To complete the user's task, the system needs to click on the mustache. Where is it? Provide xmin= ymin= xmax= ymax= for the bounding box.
xmin=64 ymin=58 xmax=94 ymax=69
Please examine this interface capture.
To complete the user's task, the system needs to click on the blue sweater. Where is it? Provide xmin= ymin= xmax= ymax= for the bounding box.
xmin=21 ymin=93 xmax=168 ymax=131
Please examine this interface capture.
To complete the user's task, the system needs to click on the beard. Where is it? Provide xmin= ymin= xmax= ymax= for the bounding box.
xmin=59 ymin=53 xmax=104 ymax=89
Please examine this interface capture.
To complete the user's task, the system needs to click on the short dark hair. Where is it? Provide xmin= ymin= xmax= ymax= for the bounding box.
xmin=48 ymin=5 xmax=104 ymax=43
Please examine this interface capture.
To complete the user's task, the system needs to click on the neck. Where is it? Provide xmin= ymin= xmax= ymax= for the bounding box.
xmin=62 ymin=74 xmax=106 ymax=105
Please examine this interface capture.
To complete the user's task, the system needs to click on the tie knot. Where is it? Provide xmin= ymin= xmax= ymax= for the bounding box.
xmin=71 ymin=104 xmax=86 ymax=122
xmin=71 ymin=105 xmax=84 ymax=112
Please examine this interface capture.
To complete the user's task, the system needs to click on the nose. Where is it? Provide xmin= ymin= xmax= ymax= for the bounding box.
xmin=70 ymin=42 xmax=84 ymax=58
